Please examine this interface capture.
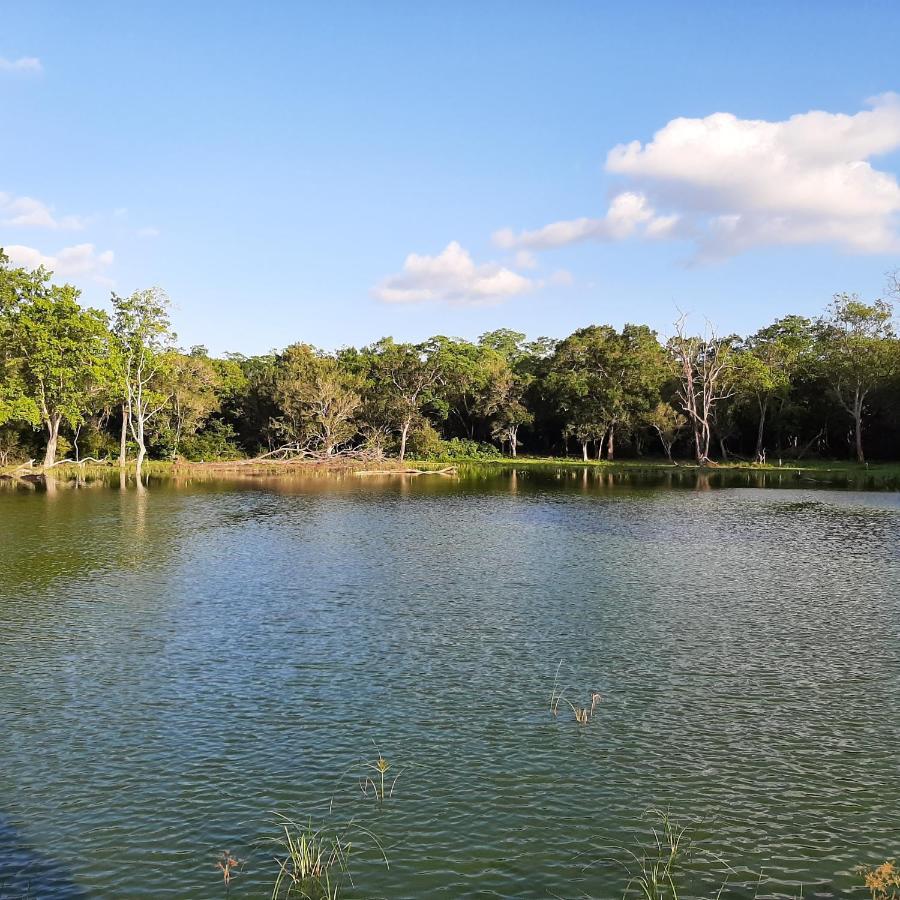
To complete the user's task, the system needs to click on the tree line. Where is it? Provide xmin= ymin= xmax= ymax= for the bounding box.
xmin=2 ymin=249 xmax=899 ymax=474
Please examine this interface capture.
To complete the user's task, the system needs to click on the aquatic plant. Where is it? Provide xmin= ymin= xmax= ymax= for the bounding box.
xmin=215 ymin=850 xmax=241 ymax=889
xmin=269 ymin=814 xmax=388 ymax=900
xmin=550 ymin=662 xmax=602 ymax=724
xmin=271 ymin=817 xmax=351 ymax=899
xmin=858 ymin=860 xmax=900 ymax=900
xmin=360 ymin=749 xmax=403 ymax=802
xmin=590 ymin=809 xmax=746 ymax=900
xmin=621 ymin=810 xmax=690 ymax=899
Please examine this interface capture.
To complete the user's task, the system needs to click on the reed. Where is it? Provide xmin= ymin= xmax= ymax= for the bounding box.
xmin=269 ymin=814 xmax=389 ymax=900
xmin=270 ymin=817 xmax=350 ymax=899
xmin=550 ymin=662 xmax=603 ymax=724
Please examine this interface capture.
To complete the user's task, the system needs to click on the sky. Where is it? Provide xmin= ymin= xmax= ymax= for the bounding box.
xmin=2 ymin=1 xmax=900 ymax=355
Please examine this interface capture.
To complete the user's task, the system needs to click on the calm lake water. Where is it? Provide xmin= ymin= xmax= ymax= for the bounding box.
xmin=1 ymin=467 xmax=898 ymax=899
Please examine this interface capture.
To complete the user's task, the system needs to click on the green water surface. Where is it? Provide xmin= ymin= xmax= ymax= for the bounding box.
xmin=0 ymin=467 xmax=898 ymax=898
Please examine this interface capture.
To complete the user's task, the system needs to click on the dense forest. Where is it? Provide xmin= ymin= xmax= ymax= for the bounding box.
xmin=2 ymin=248 xmax=899 ymax=474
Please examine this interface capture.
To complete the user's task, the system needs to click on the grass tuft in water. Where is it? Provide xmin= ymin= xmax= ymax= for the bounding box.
xmin=550 ymin=662 xmax=603 ymax=724
xmin=858 ymin=860 xmax=900 ymax=900
xmin=269 ymin=814 xmax=389 ymax=900
xmin=270 ymin=817 xmax=350 ymax=899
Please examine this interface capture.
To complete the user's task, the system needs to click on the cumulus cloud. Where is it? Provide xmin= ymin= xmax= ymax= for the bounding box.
xmin=5 ymin=243 xmax=114 ymax=284
xmin=497 ymin=93 xmax=900 ymax=260
xmin=374 ymin=241 xmax=534 ymax=306
xmin=0 ymin=56 xmax=42 ymax=73
xmin=0 ymin=192 xmax=85 ymax=229
xmin=494 ymin=191 xmax=678 ymax=250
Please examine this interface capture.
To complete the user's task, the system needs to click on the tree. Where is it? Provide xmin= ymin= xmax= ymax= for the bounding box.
xmin=549 ymin=325 xmax=666 ymax=461
xmin=668 ymin=317 xmax=737 ymax=464
xmin=816 ymin=293 xmax=896 ymax=462
xmin=7 ymin=284 xmax=115 ymax=467
xmin=367 ymin=339 xmax=443 ymax=461
xmin=0 ymin=250 xmax=54 ymax=432
xmin=162 ymin=348 xmax=222 ymax=458
xmin=485 ymin=364 xmax=533 ymax=457
xmin=644 ymin=402 xmax=687 ymax=462
xmin=739 ymin=316 xmax=814 ymax=462
xmin=112 ymin=287 xmax=176 ymax=481
xmin=273 ymin=344 xmax=361 ymax=455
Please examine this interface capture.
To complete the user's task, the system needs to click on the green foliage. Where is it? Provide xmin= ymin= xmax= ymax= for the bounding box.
xmin=273 ymin=344 xmax=362 ymax=454
xmin=178 ymin=420 xmax=243 ymax=461
xmin=2 ymin=245 xmax=900 ymax=466
xmin=408 ymin=433 xmax=501 ymax=461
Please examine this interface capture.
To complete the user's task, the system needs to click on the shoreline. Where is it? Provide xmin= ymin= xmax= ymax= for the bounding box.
xmin=4 ymin=455 xmax=900 ymax=489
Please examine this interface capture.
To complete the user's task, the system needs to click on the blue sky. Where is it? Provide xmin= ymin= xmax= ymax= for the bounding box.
xmin=2 ymin=1 xmax=899 ymax=354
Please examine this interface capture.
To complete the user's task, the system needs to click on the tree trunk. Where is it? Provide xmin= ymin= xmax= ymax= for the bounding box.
xmin=606 ymin=424 xmax=615 ymax=461
xmin=399 ymin=417 xmax=411 ymax=461
xmin=755 ymin=397 xmax=768 ymax=463
xmin=582 ymin=440 xmax=588 ymax=461
xmin=510 ymin=428 xmax=517 ymax=457
xmin=119 ymin=403 xmax=129 ymax=467
xmin=854 ymin=413 xmax=864 ymax=463
xmin=43 ymin=414 xmax=62 ymax=468
xmin=134 ymin=414 xmax=146 ymax=483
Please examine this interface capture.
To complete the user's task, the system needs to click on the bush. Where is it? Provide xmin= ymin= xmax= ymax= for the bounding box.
xmin=179 ymin=420 xmax=244 ymax=461
xmin=408 ymin=433 xmax=501 ymax=462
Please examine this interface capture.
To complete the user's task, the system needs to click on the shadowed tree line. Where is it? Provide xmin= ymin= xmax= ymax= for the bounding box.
xmin=2 ymin=249 xmax=899 ymax=471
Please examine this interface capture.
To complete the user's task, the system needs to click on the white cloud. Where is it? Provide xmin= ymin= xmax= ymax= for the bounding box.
xmin=0 ymin=56 xmax=41 ymax=73
xmin=5 ymin=243 xmax=114 ymax=284
xmin=496 ymin=93 xmax=900 ymax=259
xmin=137 ymin=226 xmax=160 ymax=238
xmin=0 ymin=192 xmax=85 ymax=229
xmin=374 ymin=241 xmax=534 ymax=306
xmin=494 ymin=191 xmax=678 ymax=250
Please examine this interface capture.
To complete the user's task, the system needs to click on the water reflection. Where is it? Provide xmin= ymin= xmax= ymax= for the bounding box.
xmin=0 ymin=475 xmax=898 ymax=898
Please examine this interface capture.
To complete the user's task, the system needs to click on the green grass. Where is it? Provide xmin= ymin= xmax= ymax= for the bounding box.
xmin=5 ymin=454 xmax=900 ymax=490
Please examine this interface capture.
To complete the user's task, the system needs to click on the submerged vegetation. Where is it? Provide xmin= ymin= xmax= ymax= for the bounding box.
xmin=3 ymin=251 xmax=900 ymax=478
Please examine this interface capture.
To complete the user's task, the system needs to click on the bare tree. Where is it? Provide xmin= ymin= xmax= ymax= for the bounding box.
xmin=668 ymin=315 xmax=736 ymax=464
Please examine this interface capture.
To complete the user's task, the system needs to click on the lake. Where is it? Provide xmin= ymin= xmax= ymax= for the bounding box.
xmin=1 ymin=467 xmax=898 ymax=899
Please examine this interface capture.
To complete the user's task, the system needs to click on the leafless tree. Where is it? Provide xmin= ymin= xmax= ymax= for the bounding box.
xmin=668 ymin=315 xmax=736 ymax=464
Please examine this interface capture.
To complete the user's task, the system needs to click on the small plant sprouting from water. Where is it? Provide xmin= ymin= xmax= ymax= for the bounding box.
xmin=620 ymin=810 xmax=690 ymax=900
xmin=550 ymin=661 xmax=602 ymax=724
xmin=269 ymin=814 xmax=389 ymax=900
xmin=606 ymin=809 xmax=744 ymax=900
xmin=215 ymin=850 xmax=241 ymax=889
xmin=858 ymin=860 xmax=900 ymax=900
xmin=270 ymin=817 xmax=350 ymax=899
xmin=360 ymin=744 xmax=403 ymax=802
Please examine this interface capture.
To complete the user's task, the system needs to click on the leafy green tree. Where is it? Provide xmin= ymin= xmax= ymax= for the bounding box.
xmin=644 ymin=401 xmax=686 ymax=461
xmin=159 ymin=348 xmax=222 ymax=458
xmin=739 ymin=316 xmax=814 ymax=462
xmin=7 ymin=283 xmax=115 ymax=467
xmin=0 ymin=250 xmax=53 ymax=432
xmin=816 ymin=293 xmax=896 ymax=462
xmin=549 ymin=325 xmax=666 ymax=460
xmin=366 ymin=339 xmax=443 ymax=460
xmin=273 ymin=343 xmax=361 ymax=455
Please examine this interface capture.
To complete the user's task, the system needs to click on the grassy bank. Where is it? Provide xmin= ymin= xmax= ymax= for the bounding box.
xmin=4 ymin=455 xmax=900 ymax=489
